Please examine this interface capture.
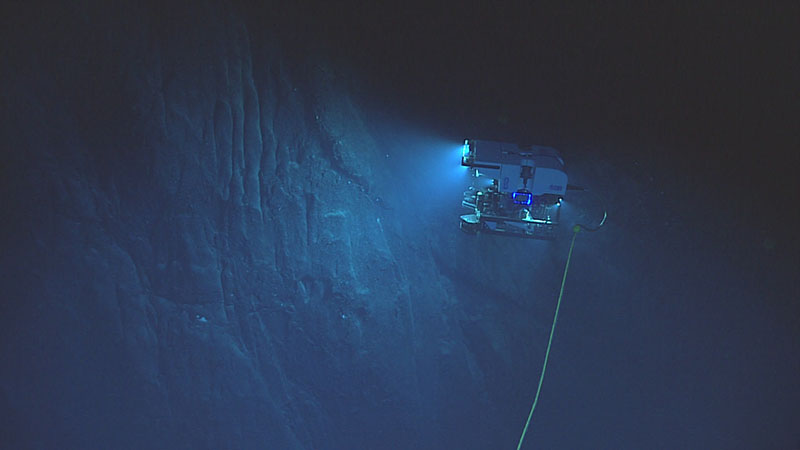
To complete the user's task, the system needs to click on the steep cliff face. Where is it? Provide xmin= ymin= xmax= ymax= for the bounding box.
xmin=2 ymin=3 xmax=536 ymax=448
xmin=2 ymin=3 xmax=798 ymax=449
xmin=2 ymin=3 xmax=417 ymax=449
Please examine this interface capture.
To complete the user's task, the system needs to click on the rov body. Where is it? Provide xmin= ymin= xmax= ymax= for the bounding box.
xmin=460 ymin=139 xmax=567 ymax=239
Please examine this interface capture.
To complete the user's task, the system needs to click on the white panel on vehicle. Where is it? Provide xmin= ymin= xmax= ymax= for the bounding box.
xmin=498 ymin=164 xmax=524 ymax=192
xmin=531 ymin=168 xmax=567 ymax=196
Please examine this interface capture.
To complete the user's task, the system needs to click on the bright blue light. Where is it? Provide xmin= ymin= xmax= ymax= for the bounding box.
xmin=453 ymin=143 xmax=469 ymax=172
xmin=512 ymin=191 xmax=532 ymax=205
xmin=444 ymin=143 xmax=470 ymax=178
xmin=401 ymin=134 xmax=471 ymax=206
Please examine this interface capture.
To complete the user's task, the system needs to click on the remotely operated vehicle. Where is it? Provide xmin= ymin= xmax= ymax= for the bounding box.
xmin=459 ymin=140 xmax=606 ymax=449
xmin=460 ymin=139 xmax=568 ymax=239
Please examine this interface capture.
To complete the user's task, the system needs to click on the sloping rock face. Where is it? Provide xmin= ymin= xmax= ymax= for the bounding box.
xmin=0 ymin=3 xmax=523 ymax=449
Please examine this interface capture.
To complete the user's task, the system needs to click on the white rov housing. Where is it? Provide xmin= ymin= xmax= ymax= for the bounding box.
xmin=460 ymin=139 xmax=568 ymax=239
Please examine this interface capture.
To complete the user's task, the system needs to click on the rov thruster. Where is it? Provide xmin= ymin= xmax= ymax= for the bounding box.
xmin=460 ymin=139 xmax=568 ymax=239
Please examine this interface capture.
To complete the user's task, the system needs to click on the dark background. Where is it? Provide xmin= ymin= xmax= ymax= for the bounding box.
xmin=265 ymin=0 xmax=800 ymax=245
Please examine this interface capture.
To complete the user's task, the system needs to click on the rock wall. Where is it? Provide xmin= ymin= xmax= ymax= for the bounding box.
xmin=0 ymin=3 xmax=523 ymax=449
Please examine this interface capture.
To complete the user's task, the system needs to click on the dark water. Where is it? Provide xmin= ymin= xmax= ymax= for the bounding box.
xmin=1 ymin=2 xmax=797 ymax=449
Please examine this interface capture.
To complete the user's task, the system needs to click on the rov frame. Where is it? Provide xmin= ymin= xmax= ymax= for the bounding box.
xmin=459 ymin=139 xmax=567 ymax=239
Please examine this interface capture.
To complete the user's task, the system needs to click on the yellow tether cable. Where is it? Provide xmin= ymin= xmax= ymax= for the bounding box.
xmin=516 ymin=224 xmax=581 ymax=450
